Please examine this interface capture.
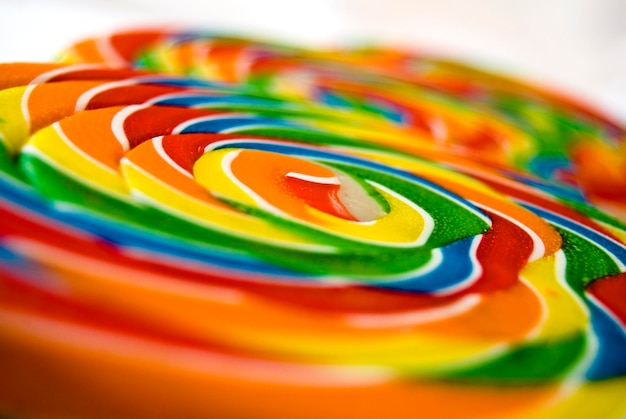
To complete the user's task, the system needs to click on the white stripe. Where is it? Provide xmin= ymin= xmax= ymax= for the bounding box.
xmin=95 ymin=35 xmax=128 ymax=66
xmin=481 ymin=204 xmax=546 ymax=261
xmin=586 ymin=293 xmax=626 ymax=333
xmin=221 ymin=123 xmax=276 ymax=134
xmin=427 ymin=116 xmax=448 ymax=141
xmin=52 ymin=123 xmax=119 ymax=175
xmin=220 ymin=150 xmax=284 ymax=215
xmin=29 ymin=64 xmax=110 ymax=86
xmin=234 ymin=45 xmax=258 ymax=81
xmin=22 ymin=64 xmax=121 ymax=132
xmin=555 ymin=250 xmax=591 ymax=318
xmin=192 ymin=39 xmax=213 ymax=67
xmin=285 ymin=172 xmax=340 ymax=185
xmin=152 ymin=136 xmax=193 ymax=178
xmin=369 ymin=181 xmax=434 ymax=247
xmin=433 ymin=235 xmax=484 ymax=296
xmin=521 ymin=199 xmax=626 ymax=270
xmin=74 ymin=79 xmax=138 ymax=112
xmin=173 ymin=113 xmax=248 ymax=134
xmin=345 ymin=293 xmax=482 ymax=329
xmin=111 ymin=105 xmax=146 ymax=151
xmin=20 ymin=143 xmax=130 ymax=201
xmin=144 ymin=91 xmax=197 ymax=106
xmin=403 ymin=248 xmax=443 ymax=278
xmin=20 ymin=84 xmax=34 ymax=132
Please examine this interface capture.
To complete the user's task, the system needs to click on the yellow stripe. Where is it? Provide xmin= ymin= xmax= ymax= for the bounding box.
xmin=235 ymin=326 xmax=504 ymax=371
xmin=509 ymin=377 xmax=626 ymax=419
xmin=0 ymin=86 xmax=28 ymax=154
xmin=196 ymin=149 xmax=428 ymax=245
xmin=121 ymin=159 xmax=319 ymax=247
xmin=25 ymin=125 xmax=129 ymax=196
xmin=520 ymin=255 xmax=588 ymax=339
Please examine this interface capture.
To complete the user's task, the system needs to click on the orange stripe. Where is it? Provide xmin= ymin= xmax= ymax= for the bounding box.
xmin=124 ymin=140 xmax=229 ymax=206
xmin=28 ymin=81 xmax=105 ymax=133
xmin=0 ymin=63 xmax=66 ymax=90
xmin=66 ymin=39 xmax=108 ymax=64
xmin=416 ymin=281 xmax=542 ymax=340
xmin=231 ymin=149 xmax=339 ymax=222
xmin=0 ymin=311 xmax=558 ymax=419
xmin=59 ymin=106 xmax=127 ymax=170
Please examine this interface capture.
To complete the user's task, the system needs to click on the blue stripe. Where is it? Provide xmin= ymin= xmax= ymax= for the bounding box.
xmin=0 ymin=176 xmax=305 ymax=279
xmin=180 ymin=116 xmax=296 ymax=133
xmin=0 ymin=241 xmax=62 ymax=289
xmin=507 ymin=169 xmax=586 ymax=203
xmin=585 ymin=297 xmax=626 ymax=380
xmin=520 ymin=202 xmax=626 ymax=265
xmin=140 ymin=76 xmax=227 ymax=90
xmin=155 ymin=93 xmax=282 ymax=108
xmin=379 ymin=236 xmax=480 ymax=293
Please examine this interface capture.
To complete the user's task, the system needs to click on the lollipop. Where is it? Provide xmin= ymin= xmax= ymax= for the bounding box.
xmin=0 ymin=29 xmax=625 ymax=419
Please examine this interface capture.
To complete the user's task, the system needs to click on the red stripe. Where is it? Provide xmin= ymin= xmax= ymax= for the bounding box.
xmin=587 ymin=272 xmax=626 ymax=326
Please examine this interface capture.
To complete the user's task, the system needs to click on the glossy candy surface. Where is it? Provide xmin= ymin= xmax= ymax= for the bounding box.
xmin=0 ymin=29 xmax=625 ymax=418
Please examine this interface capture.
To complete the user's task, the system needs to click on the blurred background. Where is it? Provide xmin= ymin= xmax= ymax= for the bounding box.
xmin=2 ymin=0 xmax=626 ymax=121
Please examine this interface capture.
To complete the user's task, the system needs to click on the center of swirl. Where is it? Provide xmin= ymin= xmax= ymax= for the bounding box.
xmin=284 ymin=170 xmax=388 ymax=222
xmin=195 ymin=148 xmax=389 ymax=223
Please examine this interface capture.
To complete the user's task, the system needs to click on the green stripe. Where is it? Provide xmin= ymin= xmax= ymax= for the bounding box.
xmin=436 ymin=333 xmax=587 ymax=385
xmin=556 ymin=227 xmax=621 ymax=296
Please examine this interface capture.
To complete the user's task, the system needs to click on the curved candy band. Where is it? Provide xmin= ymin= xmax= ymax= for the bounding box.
xmin=0 ymin=29 xmax=625 ymax=419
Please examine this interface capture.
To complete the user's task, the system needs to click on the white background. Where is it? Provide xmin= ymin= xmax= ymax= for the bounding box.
xmin=2 ymin=0 xmax=626 ymax=122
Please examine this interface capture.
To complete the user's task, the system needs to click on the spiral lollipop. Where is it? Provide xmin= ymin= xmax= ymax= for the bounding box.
xmin=0 ymin=29 xmax=625 ymax=419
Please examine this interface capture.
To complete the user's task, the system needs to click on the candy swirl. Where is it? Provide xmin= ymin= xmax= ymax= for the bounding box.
xmin=0 ymin=29 xmax=625 ymax=419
